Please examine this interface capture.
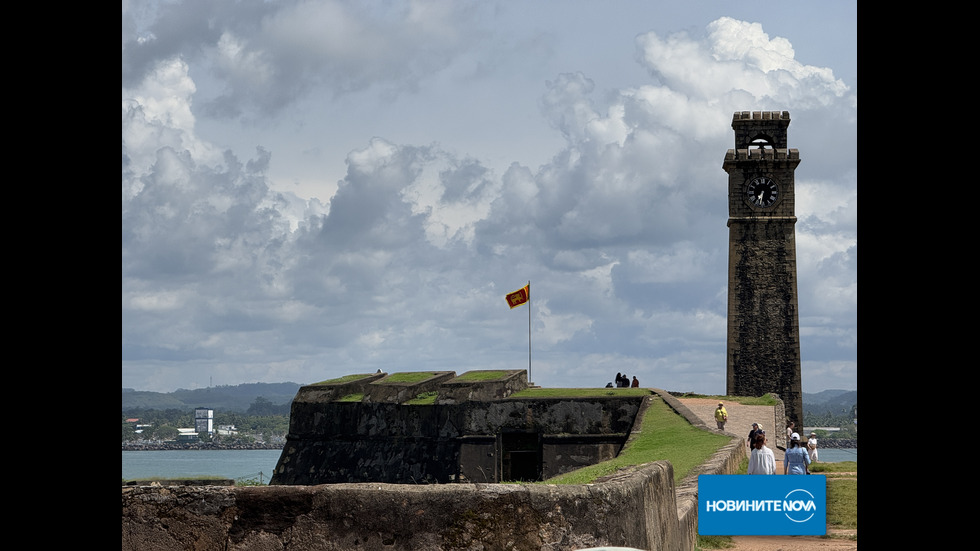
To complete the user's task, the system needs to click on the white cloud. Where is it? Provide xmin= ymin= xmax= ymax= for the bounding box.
xmin=636 ymin=16 xmax=851 ymax=108
xmin=122 ymin=4 xmax=856 ymax=395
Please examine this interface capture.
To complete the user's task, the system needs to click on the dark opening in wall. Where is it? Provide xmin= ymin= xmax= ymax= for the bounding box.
xmin=501 ymin=432 xmax=541 ymax=482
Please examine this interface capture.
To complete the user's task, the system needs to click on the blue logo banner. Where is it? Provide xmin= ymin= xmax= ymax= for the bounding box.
xmin=698 ymin=475 xmax=826 ymax=535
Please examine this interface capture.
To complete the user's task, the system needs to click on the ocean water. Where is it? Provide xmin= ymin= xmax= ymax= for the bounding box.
xmin=815 ymin=448 xmax=857 ymax=463
xmin=122 ymin=449 xmax=283 ymax=483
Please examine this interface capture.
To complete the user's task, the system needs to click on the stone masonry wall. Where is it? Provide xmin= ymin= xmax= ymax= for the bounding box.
xmin=122 ymin=461 xmax=681 ymax=551
xmin=272 ymin=397 xmax=643 ymax=485
xmin=122 ymin=389 xmax=750 ymax=551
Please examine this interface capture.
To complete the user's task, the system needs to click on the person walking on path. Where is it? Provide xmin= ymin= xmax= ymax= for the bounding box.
xmin=783 ymin=432 xmax=811 ymax=475
xmin=747 ymin=422 xmax=762 ymax=448
xmin=807 ymin=431 xmax=818 ymax=463
xmin=714 ymin=402 xmax=728 ymax=430
xmin=747 ymin=432 xmax=776 ymax=475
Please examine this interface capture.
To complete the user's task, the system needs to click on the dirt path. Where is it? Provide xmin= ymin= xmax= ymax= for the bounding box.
xmin=726 ymin=531 xmax=857 ymax=551
xmin=675 ymin=397 xmax=857 ymax=551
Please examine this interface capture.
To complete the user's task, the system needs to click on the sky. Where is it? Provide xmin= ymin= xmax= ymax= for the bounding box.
xmin=122 ymin=1 xmax=857 ymax=395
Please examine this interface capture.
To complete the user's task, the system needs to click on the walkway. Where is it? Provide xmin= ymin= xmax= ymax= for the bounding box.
xmin=676 ymin=397 xmax=785 ymax=466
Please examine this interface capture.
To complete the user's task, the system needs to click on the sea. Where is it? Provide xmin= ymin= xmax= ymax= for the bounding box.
xmin=122 ymin=448 xmax=857 ymax=483
xmin=815 ymin=447 xmax=857 ymax=463
xmin=122 ymin=449 xmax=284 ymax=484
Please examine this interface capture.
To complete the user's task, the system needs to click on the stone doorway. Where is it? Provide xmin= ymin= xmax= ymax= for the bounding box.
xmin=500 ymin=432 xmax=541 ymax=482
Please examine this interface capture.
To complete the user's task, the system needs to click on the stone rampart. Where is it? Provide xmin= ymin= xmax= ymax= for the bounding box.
xmin=121 ymin=388 xmax=749 ymax=551
xmin=272 ymin=371 xmax=645 ymax=485
xmin=122 ymin=461 xmax=680 ymax=551
xmin=273 ymin=395 xmax=644 ymax=485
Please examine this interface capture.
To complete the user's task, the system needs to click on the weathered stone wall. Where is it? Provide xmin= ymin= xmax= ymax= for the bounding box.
xmin=272 ymin=370 xmax=645 ymax=486
xmin=120 ymin=440 xmax=748 ymax=551
xmin=124 ymin=461 xmax=680 ymax=551
xmin=272 ymin=397 xmax=643 ymax=485
xmin=437 ymin=372 xmax=529 ymax=403
xmin=121 ymin=389 xmax=750 ymax=551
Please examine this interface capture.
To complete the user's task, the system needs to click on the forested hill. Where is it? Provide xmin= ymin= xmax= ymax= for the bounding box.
xmin=801 ymin=389 xmax=857 ymax=416
xmin=122 ymin=382 xmax=302 ymax=413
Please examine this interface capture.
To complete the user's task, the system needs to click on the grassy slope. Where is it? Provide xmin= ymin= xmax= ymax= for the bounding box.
xmin=543 ymin=395 xmax=731 ymax=485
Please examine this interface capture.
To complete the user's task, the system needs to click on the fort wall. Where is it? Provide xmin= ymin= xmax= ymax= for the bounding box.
xmin=271 ymin=370 xmax=645 ymax=485
xmin=121 ymin=388 xmax=749 ymax=550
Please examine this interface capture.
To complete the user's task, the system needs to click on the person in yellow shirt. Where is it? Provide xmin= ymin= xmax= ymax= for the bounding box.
xmin=714 ymin=402 xmax=728 ymax=430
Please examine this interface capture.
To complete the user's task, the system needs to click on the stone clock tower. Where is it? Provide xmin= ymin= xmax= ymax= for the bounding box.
xmin=723 ymin=111 xmax=804 ymax=434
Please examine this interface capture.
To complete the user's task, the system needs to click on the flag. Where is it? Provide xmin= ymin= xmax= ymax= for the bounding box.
xmin=505 ymin=284 xmax=529 ymax=309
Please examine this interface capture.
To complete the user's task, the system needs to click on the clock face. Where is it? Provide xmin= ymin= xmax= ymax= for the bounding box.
xmin=745 ymin=177 xmax=779 ymax=208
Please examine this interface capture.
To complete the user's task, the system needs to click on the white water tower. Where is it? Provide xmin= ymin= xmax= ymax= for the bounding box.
xmin=194 ymin=407 xmax=214 ymax=435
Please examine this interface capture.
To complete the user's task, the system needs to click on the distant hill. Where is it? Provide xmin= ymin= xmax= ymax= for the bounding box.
xmin=802 ymin=389 xmax=857 ymax=416
xmin=122 ymin=382 xmax=302 ymax=412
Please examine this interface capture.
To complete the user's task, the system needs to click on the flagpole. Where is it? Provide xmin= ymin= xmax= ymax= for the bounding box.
xmin=527 ymin=280 xmax=531 ymax=384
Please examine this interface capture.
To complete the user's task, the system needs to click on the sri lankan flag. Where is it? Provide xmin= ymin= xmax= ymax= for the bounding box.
xmin=505 ymin=284 xmax=529 ymax=309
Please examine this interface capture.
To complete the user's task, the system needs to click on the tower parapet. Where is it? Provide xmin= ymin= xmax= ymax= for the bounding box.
xmin=731 ymin=110 xmax=791 ymax=150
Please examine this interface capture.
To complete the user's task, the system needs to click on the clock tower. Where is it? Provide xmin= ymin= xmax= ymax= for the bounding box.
xmin=723 ymin=111 xmax=804 ymax=435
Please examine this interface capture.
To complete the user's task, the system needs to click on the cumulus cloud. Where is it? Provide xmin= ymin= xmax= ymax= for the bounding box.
xmin=123 ymin=0 xmax=481 ymax=118
xmin=122 ymin=5 xmax=856 ymax=394
xmin=636 ymin=17 xmax=850 ymax=107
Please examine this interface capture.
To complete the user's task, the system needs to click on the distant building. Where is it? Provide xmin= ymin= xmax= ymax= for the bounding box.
xmin=216 ymin=424 xmax=238 ymax=436
xmin=194 ymin=407 xmax=214 ymax=435
xmin=176 ymin=428 xmax=200 ymax=443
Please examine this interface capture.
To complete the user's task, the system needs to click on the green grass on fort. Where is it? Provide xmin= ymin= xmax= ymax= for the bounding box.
xmin=314 ymin=373 xmax=376 ymax=384
xmin=404 ymin=391 xmax=439 ymax=405
xmin=452 ymin=370 xmax=510 ymax=382
xmin=380 ymin=372 xmax=439 ymax=383
xmin=337 ymin=393 xmax=365 ymax=402
xmin=542 ymin=395 xmax=730 ymax=485
xmin=538 ymin=392 xmax=778 ymax=485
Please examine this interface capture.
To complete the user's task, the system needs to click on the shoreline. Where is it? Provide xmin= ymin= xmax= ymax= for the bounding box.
xmin=804 ymin=439 xmax=856 ymax=449
xmin=123 ymin=442 xmax=283 ymax=451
